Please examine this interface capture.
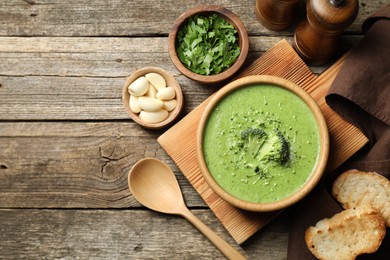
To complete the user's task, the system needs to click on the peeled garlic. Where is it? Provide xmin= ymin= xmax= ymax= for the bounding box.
xmin=129 ymin=95 xmax=141 ymax=113
xmin=127 ymin=71 xmax=178 ymax=125
xmin=128 ymin=76 xmax=149 ymax=96
xmin=139 ymin=109 xmax=169 ymax=123
xmin=146 ymin=84 xmax=157 ymax=98
xmin=156 ymin=86 xmax=176 ymax=101
xmin=163 ymin=99 xmax=177 ymax=112
xmin=145 ymin=72 xmax=166 ymax=90
xmin=138 ymin=96 xmax=164 ymax=112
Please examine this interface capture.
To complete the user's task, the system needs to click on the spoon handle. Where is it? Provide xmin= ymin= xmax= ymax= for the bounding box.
xmin=180 ymin=207 xmax=247 ymax=260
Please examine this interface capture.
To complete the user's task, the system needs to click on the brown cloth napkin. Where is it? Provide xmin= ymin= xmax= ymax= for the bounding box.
xmin=288 ymin=4 xmax=390 ymax=259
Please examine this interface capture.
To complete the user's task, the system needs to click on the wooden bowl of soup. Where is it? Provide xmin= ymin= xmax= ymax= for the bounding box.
xmin=168 ymin=5 xmax=249 ymax=84
xmin=197 ymin=75 xmax=329 ymax=212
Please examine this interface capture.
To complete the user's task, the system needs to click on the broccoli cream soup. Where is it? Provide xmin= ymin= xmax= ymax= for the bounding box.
xmin=203 ymin=84 xmax=320 ymax=203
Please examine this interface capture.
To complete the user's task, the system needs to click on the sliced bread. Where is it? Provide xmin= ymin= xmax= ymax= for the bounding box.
xmin=332 ymin=169 xmax=390 ymax=227
xmin=305 ymin=205 xmax=386 ymax=260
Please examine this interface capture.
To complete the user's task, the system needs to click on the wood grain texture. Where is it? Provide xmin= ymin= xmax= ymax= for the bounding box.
xmin=0 ymin=0 xmax=382 ymax=258
xmin=0 ymin=36 xmax=274 ymax=120
xmin=0 ymin=122 xmax=207 ymax=208
xmin=0 ymin=0 xmax=381 ymax=37
xmin=158 ymin=40 xmax=368 ymax=244
xmin=0 ymin=209 xmax=289 ymax=259
xmin=0 ymin=35 xmax=362 ymax=120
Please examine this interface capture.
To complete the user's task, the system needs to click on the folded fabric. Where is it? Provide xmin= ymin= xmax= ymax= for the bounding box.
xmin=326 ymin=4 xmax=390 ymax=174
xmin=288 ymin=4 xmax=390 ymax=260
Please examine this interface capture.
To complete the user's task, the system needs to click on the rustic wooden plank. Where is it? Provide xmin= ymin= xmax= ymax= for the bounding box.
xmin=0 ymin=209 xmax=289 ymax=259
xmin=0 ymin=35 xmax=341 ymax=78
xmin=0 ymin=122 xmax=207 ymax=208
xmin=0 ymin=35 xmax=362 ymax=120
xmin=0 ymin=1 xmax=383 ymax=259
xmin=0 ymin=36 xmax=252 ymax=120
xmin=0 ymin=36 xmax=282 ymax=77
xmin=0 ymin=0 xmax=382 ymax=37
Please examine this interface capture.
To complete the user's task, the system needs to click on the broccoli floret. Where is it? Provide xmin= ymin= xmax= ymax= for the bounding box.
xmin=239 ymin=128 xmax=290 ymax=176
xmin=258 ymin=130 xmax=290 ymax=164
xmin=239 ymin=128 xmax=267 ymax=158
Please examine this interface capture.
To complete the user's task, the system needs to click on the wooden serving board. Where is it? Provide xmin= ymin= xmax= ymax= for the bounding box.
xmin=157 ymin=40 xmax=368 ymax=245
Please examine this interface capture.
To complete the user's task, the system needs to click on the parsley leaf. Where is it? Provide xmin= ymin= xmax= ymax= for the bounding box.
xmin=176 ymin=14 xmax=241 ymax=76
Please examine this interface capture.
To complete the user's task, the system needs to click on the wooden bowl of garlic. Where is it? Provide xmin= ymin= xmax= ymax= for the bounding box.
xmin=122 ymin=67 xmax=184 ymax=129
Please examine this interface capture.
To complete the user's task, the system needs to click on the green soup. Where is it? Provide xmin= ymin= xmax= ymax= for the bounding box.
xmin=203 ymin=84 xmax=320 ymax=203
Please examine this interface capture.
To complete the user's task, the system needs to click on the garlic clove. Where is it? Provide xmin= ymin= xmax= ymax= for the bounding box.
xmin=138 ymin=96 xmax=164 ymax=112
xmin=156 ymin=86 xmax=176 ymax=100
xmin=163 ymin=99 xmax=177 ymax=112
xmin=129 ymin=95 xmax=142 ymax=113
xmin=128 ymin=76 xmax=149 ymax=96
xmin=145 ymin=73 xmax=166 ymax=90
xmin=139 ymin=109 xmax=169 ymax=123
xmin=145 ymin=84 xmax=157 ymax=98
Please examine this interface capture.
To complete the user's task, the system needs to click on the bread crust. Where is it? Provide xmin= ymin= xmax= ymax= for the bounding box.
xmin=332 ymin=169 xmax=390 ymax=227
xmin=305 ymin=206 xmax=386 ymax=260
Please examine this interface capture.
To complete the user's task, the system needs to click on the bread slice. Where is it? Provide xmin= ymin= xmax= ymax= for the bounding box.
xmin=332 ymin=169 xmax=390 ymax=227
xmin=305 ymin=205 xmax=386 ymax=260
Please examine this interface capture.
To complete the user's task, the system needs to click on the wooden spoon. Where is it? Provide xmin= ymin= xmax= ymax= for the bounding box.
xmin=128 ymin=158 xmax=246 ymax=260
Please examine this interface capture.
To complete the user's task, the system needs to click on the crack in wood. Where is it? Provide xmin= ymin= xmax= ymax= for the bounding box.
xmin=133 ymin=243 xmax=143 ymax=252
xmin=23 ymin=0 xmax=36 ymax=4
xmin=98 ymin=146 xmax=131 ymax=180
xmin=98 ymin=146 xmax=113 ymax=178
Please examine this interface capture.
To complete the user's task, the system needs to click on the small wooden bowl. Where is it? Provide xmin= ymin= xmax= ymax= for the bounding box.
xmin=197 ymin=75 xmax=329 ymax=212
xmin=168 ymin=5 xmax=249 ymax=84
xmin=122 ymin=67 xmax=183 ymax=129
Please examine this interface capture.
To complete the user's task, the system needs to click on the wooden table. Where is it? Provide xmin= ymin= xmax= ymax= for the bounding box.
xmin=0 ymin=0 xmax=385 ymax=259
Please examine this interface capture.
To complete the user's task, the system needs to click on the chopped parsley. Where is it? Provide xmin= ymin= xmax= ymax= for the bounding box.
xmin=176 ymin=14 xmax=241 ymax=76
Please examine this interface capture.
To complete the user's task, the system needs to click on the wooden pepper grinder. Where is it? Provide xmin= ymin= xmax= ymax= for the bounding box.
xmin=294 ymin=0 xmax=359 ymax=64
xmin=255 ymin=0 xmax=301 ymax=31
